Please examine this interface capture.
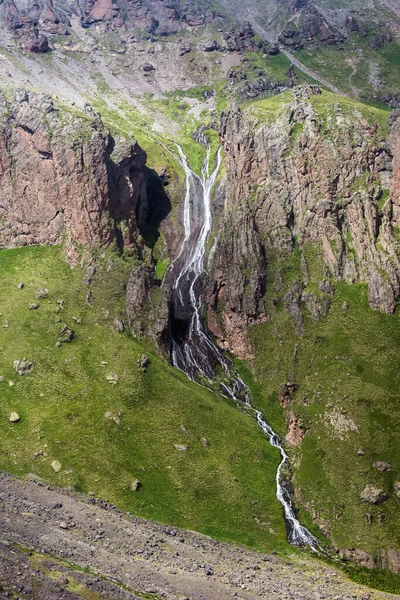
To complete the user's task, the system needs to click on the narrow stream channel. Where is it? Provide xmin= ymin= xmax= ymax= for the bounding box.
xmin=166 ymin=144 xmax=321 ymax=552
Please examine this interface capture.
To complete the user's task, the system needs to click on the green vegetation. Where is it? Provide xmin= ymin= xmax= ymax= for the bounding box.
xmin=0 ymin=245 xmax=290 ymax=553
xmin=295 ymin=35 xmax=400 ymax=106
xmin=247 ymin=244 xmax=400 ymax=559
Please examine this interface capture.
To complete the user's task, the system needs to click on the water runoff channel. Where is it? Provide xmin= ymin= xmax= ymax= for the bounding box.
xmin=163 ymin=141 xmax=321 ymax=552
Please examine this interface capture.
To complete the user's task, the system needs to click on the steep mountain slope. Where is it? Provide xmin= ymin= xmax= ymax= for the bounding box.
xmin=205 ymin=85 xmax=400 ymax=569
xmin=0 ymin=0 xmax=400 ymax=591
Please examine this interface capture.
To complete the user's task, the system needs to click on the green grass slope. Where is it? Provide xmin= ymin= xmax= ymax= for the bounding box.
xmin=248 ymin=244 xmax=400 ymax=560
xmin=0 ymin=245 xmax=290 ymax=553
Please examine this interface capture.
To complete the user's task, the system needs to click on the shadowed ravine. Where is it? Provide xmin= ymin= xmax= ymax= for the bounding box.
xmin=166 ymin=144 xmax=321 ymax=552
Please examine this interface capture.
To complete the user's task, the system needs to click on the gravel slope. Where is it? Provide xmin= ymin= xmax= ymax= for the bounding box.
xmin=0 ymin=471 xmax=398 ymax=600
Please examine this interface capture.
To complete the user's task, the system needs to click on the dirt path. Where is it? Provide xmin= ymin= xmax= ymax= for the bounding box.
xmin=0 ymin=472 xmax=398 ymax=600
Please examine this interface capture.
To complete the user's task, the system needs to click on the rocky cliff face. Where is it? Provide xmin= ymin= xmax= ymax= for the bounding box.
xmin=0 ymin=91 xmax=148 ymax=261
xmin=0 ymin=0 xmax=220 ymax=48
xmin=207 ymin=86 xmax=400 ymax=355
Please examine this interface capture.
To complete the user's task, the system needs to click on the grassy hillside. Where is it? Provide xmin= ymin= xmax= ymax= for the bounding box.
xmin=0 ymin=245 xmax=292 ymax=553
xmin=247 ymin=244 xmax=400 ymax=559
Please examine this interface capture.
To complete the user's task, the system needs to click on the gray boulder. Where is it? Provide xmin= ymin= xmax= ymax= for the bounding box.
xmin=360 ymin=484 xmax=388 ymax=505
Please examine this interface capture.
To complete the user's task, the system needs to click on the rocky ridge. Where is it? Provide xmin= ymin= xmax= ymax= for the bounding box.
xmin=206 ymin=86 xmax=400 ymax=357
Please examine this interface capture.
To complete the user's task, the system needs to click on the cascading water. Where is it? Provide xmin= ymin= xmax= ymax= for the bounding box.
xmin=166 ymin=143 xmax=321 ymax=552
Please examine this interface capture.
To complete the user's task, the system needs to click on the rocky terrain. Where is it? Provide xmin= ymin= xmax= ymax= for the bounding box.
xmin=206 ymin=85 xmax=400 ymax=357
xmin=0 ymin=471 xmax=396 ymax=600
xmin=0 ymin=90 xmax=149 ymax=259
xmin=0 ymin=0 xmax=399 ymax=592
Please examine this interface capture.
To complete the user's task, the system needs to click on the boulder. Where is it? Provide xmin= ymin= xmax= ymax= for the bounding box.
xmin=24 ymin=33 xmax=50 ymax=54
xmin=130 ymin=479 xmax=142 ymax=491
xmin=203 ymin=40 xmax=220 ymax=52
xmin=35 ymin=287 xmax=49 ymax=299
xmin=174 ymin=444 xmax=188 ymax=452
xmin=9 ymin=412 xmax=20 ymax=423
xmin=13 ymin=358 xmax=33 ymax=375
xmin=58 ymin=325 xmax=74 ymax=343
xmin=142 ymin=63 xmax=155 ymax=72
xmin=373 ymin=461 xmax=392 ymax=472
xmin=51 ymin=460 xmax=62 ymax=473
xmin=360 ymin=484 xmax=388 ymax=505
xmin=394 ymin=481 xmax=400 ymax=498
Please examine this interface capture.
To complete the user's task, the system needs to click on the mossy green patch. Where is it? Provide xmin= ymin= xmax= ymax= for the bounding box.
xmin=0 ymin=245 xmax=290 ymax=553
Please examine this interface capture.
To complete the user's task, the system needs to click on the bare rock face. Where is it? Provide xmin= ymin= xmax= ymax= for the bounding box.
xmin=340 ymin=548 xmax=375 ymax=569
xmin=1 ymin=0 xmax=69 ymax=37
xmin=23 ymin=32 xmax=50 ymax=53
xmin=379 ymin=548 xmax=400 ymax=573
xmin=206 ymin=205 xmax=267 ymax=358
xmin=207 ymin=86 xmax=400 ymax=352
xmin=76 ymin=0 xmax=217 ymax=33
xmin=0 ymin=91 xmax=147 ymax=260
xmin=126 ymin=264 xmax=171 ymax=350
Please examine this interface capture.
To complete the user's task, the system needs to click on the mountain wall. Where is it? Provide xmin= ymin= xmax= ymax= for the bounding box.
xmin=206 ymin=86 xmax=400 ymax=357
xmin=0 ymin=91 xmax=148 ymax=260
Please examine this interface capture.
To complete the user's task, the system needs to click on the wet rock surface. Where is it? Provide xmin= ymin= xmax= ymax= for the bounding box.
xmin=0 ymin=471 xmax=397 ymax=600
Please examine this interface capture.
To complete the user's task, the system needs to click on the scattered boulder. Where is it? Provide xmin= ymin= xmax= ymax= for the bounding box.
xmin=29 ymin=303 xmax=39 ymax=310
xmin=106 ymin=373 xmax=119 ymax=385
xmin=86 ymin=265 xmax=96 ymax=277
xmin=179 ymin=42 xmax=192 ymax=56
xmin=360 ymin=484 xmax=388 ymax=505
xmin=104 ymin=410 xmax=122 ymax=425
xmin=203 ymin=40 xmax=220 ymax=52
xmin=9 ymin=412 xmax=20 ymax=423
xmin=201 ymin=437 xmax=209 ymax=447
xmin=357 ymin=448 xmax=366 ymax=456
xmin=51 ymin=460 xmax=62 ymax=473
xmin=174 ymin=444 xmax=188 ymax=452
xmin=137 ymin=354 xmax=150 ymax=372
xmin=58 ymin=325 xmax=74 ymax=343
xmin=13 ymin=358 xmax=33 ymax=375
xmin=130 ymin=479 xmax=142 ymax=491
xmin=35 ymin=287 xmax=49 ymax=299
xmin=373 ymin=461 xmax=392 ymax=472
xmin=342 ymin=301 xmax=349 ymax=312
xmin=17 ymin=282 xmax=24 ymax=289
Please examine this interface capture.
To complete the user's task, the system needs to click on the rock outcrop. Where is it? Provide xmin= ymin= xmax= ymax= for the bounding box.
xmin=0 ymin=91 xmax=148 ymax=260
xmin=206 ymin=86 xmax=400 ymax=354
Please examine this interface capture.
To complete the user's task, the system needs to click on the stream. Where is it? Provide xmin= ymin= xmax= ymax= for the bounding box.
xmin=166 ymin=143 xmax=321 ymax=552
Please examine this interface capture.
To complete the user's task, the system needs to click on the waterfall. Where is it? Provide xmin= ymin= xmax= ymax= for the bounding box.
xmin=166 ymin=143 xmax=321 ymax=552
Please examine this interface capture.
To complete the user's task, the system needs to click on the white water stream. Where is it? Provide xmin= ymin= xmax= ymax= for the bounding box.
xmin=166 ymin=143 xmax=321 ymax=551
